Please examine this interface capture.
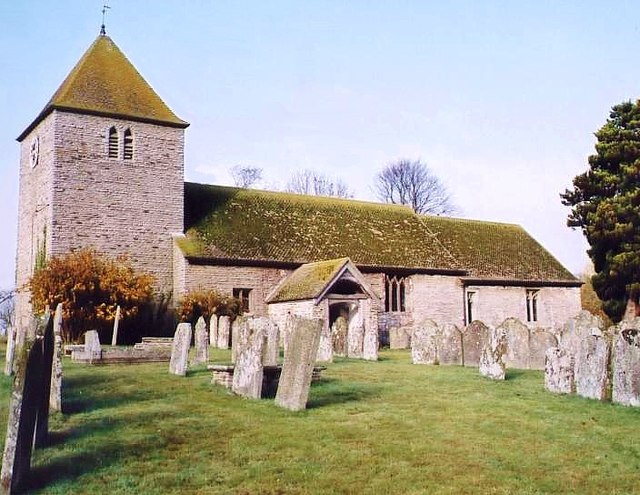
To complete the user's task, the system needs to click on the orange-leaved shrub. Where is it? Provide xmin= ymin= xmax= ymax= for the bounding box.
xmin=177 ymin=289 xmax=242 ymax=324
xmin=29 ymin=248 xmax=155 ymax=343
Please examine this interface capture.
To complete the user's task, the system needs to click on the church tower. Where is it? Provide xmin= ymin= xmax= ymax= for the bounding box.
xmin=15 ymin=32 xmax=189 ymax=329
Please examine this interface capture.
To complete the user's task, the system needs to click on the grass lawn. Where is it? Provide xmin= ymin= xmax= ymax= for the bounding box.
xmin=0 ymin=348 xmax=639 ymax=494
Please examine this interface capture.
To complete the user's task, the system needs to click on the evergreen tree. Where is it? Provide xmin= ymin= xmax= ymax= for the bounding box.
xmin=561 ymin=100 xmax=640 ymax=321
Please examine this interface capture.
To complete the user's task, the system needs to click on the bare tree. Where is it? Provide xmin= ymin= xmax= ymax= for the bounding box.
xmin=285 ymin=169 xmax=353 ymax=198
xmin=231 ymin=165 xmax=263 ymax=188
xmin=0 ymin=290 xmax=15 ymax=336
xmin=374 ymin=159 xmax=456 ymax=215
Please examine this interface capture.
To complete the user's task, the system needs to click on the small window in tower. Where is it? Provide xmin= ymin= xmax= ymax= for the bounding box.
xmin=123 ymin=128 xmax=134 ymax=160
xmin=108 ymin=127 xmax=118 ymax=158
xmin=233 ymin=288 xmax=252 ymax=313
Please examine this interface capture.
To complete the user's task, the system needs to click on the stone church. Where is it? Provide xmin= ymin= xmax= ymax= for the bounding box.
xmin=15 ymin=33 xmax=582 ymax=339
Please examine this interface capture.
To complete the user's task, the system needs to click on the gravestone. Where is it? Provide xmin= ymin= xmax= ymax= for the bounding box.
xmin=331 ymin=316 xmax=348 ymax=356
xmin=612 ymin=322 xmax=640 ymax=407
xmin=500 ymin=318 xmax=530 ymax=369
xmin=462 ymin=321 xmax=491 ymax=367
xmin=111 ymin=305 xmax=121 ymax=346
xmin=193 ymin=317 xmax=209 ymax=365
xmin=530 ymin=329 xmax=558 ymax=370
xmin=84 ymin=330 xmax=102 ymax=363
xmin=560 ymin=310 xmax=606 ymax=357
xmin=389 ymin=327 xmax=410 ymax=349
xmin=544 ymin=347 xmax=574 ymax=394
xmin=209 ymin=314 xmax=218 ymax=347
xmin=479 ymin=327 xmax=507 ymax=380
xmin=0 ymin=333 xmax=47 ymax=494
xmin=49 ymin=304 xmax=63 ymax=412
xmin=575 ymin=334 xmax=611 ymax=401
xmin=4 ymin=324 xmax=15 ymax=376
xmin=411 ymin=320 xmax=439 ymax=365
xmin=169 ymin=323 xmax=192 ymax=376
xmin=363 ymin=325 xmax=378 ymax=361
xmin=275 ymin=317 xmax=322 ymax=411
xmin=347 ymin=322 xmax=364 ymax=359
xmin=217 ymin=315 xmax=231 ymax=350
xmin=438 ymin=323 xmax=463 ymax=366
xmin=316 ymin=321 xmax=333 ymax=363
xmin=231 ymin=317 xmax=243 ymax=364
xmin=35 ymin=314 xmax=54 ymax=447
xmin=232 ymin=319 xmax=266 ymax=399
xmin=261 ymin=318 xmax=280 ymax=367
xmin=281 ymin=313 xmax=295 ymax=356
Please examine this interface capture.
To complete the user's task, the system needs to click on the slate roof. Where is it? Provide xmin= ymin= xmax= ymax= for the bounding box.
xmin=267 ymin=258 xmax=350 ymax=303
xmin=181 ymin=183 xmax=579 ymax=284
xmin=18 ymin=34 xmax=188 ymax=141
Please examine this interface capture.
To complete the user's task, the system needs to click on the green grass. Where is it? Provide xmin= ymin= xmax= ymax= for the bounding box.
xmin=1 ymin=348 xmax=639 ymax=494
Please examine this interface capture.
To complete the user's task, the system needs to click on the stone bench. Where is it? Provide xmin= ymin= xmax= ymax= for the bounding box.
xmin=208 ymin=364 xmax=327 ymax=397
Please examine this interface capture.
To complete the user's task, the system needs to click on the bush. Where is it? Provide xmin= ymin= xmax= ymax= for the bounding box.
xmin=29 ymin=248 xmax=155 ymax=343
xmin=177 ymin=289 xmax=242 ymax=324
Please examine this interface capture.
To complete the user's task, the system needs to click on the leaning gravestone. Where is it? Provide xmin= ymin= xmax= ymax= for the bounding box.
xmin=479 ymin=327 xmax=507 ymax=380
xmin=84 ymin=330 xmax=102 ymax=363
xmin=575 ymin=334 xmax=611 ymax=401
xmin=0 ymin=328 xmax=50 ymax=494
xmin=462 ymin=321 xmax=491 ymax=367
xmin=411 ymin=320 xmax=439 ymax=365
xmin=389 ymin=327 xmax=410 ymax=349
xmin=193 ymin=317 xmax=209 ymax=365
xmin=544 ymin=348 xmax=575 ymax=394
xmin=438 ymin=323 xmax=463 ymax=366
xmin=612 ymin=320 xmax=640 ymax=407
xmin=169 ymin=323 xmax=192 ymax=376
xmin=232 ymin=320 xmax=267 ymax=399
xmin=530 ymin=329 xmax=558 ymax=370
xmin=111 ymin=305 xmax=121 ymax=346
xmin=275 ymin=317 xmax=322 ymax=411
xmin=500 ymin=318 xmax=530 ymax=369
xmin=347 ymin=321 xmax=365 ymax=359
xmin=363 ymin=325 xmax=378 ymax=361
xmin=316 ymin=321 xmax=333 ymax=363
xmin=49 ymin=304 xmax=63 ymax=412
xmin=217 ymin=315 xmax=231 ymax=350
xmin=261 ymin=318 xmax=280 ymax=367
xmin=209 ymin=314 xmax=218 ymax=347
xmin=331 ymin=316 xmax=348 ymax=356
xmin=35 ymin=314 xmax=54 ymax=447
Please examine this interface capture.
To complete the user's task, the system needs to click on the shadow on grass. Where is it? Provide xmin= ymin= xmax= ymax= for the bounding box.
xmin=505 ymin=369 xmax=527 ymax=380
xmin=307 ymin=379 xmax=383 ymax=409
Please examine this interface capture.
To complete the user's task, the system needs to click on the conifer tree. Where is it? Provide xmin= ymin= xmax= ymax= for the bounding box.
xmin=561 ymin=100 xmax=640 ymax=321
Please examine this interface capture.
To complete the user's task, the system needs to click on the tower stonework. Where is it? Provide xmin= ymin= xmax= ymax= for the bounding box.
xmin=15 ymin=34 xmax=188 ymax=332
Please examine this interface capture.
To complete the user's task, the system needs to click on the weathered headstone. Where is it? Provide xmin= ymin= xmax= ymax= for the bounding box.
xmin=479 ymin=327 xmax=507 ymax=380
xmin=232 ymin=319 xmax=266 ymax=399
xmin=35 ymin=314 xmax=54 ymax=447
xmin=275 ymin=317 xmax=322 ymax=411
xmin=261 ymin=318 xmax=280 ymax=367
xmin=363 ymin=325 xmax=378 ymax=361
xmin=111 ymin=305 xmax=121 ymax=346
xmin=193 ymin=316 xmax=209 ymax=365
xmin=0 ymin=336 xmax=43 ymax=494
xmin=411 ymin=320 xmax=439 ymax=365
xmin=217 ymin=315 xmax=231 ymax=350
xmin=462 ymin=321 xmax=491 ymax=367
xmin=438 ymin=323 xmax=463 ymax=366
xmin=169 ymin=323 xmax=192 ymax=376
xmin=544 ymin=347 xmax=574 ymax=394
xmin=612 ymin=322 xmax=640 ymax=407
xmin=49 ymin=304 xmax=63 ymax=412
xmin=559 ymin=310 xmax=606 ymax=357
xmin=4 ymin=324 xmax=16 ymax=376
xmin=231 ymin=317 xmax=242 ymax=364
xmin=347 ymin=321 xmax=364 ymax=359
xmin=84 ymin=330 xmax=102 ymax=363
xmin=331 ymin=316 xmax=348 ymax=356
xmin=389 ymin=326 xmax=410 ymax=349
xmin=575 ymin=334 xmax=611 ymax=401
xmin=209 ymin=314 xmax=218 ymax=347
xmin=316 ymin=321 xmax=333 ymax=363
xmin=501 ymin=318 xmax=530 ymax=370
xmin=530 ymin=328 xmax=558 ymax=370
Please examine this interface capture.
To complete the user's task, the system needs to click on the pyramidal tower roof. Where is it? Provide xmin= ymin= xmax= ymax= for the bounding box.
xmin=18 ymin=34 xmax=188 ymax=141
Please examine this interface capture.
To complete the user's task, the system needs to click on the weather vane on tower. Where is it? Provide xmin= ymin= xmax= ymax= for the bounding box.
xmin=100 ymin=3 xmax=111 ymax=35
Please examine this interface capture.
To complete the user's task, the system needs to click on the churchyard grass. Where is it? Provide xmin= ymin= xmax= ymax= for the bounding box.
xmin=0 ymin=347 xmax=638 ymax=494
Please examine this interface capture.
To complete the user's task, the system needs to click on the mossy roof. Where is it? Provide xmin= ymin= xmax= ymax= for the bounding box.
xmin=181 ymin=183 xmax=578 ymax=283
xmin=182 ymin=183 xmax=461 ymax=272
xmin=267 ymin=258 xmax=350 ymax=303
xmin=18 ymin=34 xmax=187 ymax=141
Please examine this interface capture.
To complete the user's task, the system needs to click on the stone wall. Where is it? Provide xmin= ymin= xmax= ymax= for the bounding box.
xmin=410 ymin=274 xmax=465 ymax=327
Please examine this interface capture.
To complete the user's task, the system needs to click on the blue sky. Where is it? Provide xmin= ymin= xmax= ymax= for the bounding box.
xmin=2 ymin=0 xmax=639 ymax=289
